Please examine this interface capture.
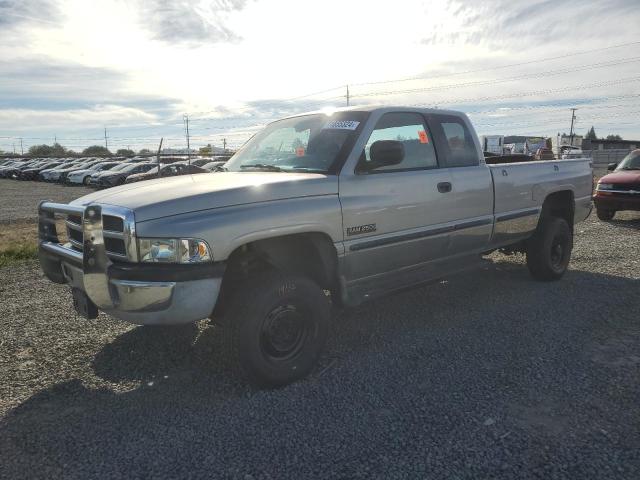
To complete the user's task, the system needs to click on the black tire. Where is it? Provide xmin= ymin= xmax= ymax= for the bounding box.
xmin=83 ymin=176 xmax=91 ymax=185
xmin=596 ymin=208 xmax=615 ymax=221
xmin=526 ymin=216 xmax=573 ymax=281
xmin=224 ymin=271 xmax=330 ymax=387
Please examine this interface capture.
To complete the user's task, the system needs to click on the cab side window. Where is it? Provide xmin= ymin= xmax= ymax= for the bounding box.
xmin=428 ymin=115 xmax=479 ymax=167
xmin=359 ymin=112 xmax=437 ymax=172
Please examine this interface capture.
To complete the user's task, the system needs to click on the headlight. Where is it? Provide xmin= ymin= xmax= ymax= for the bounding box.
xmin=138 ymin=238 xmax=212 ymax=263
xmin=597 ymin=183 xmax=614 ymax=190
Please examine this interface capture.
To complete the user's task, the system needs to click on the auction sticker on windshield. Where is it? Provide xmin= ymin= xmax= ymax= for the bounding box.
xmin=323 ymin=120 xmax=360 ymax=130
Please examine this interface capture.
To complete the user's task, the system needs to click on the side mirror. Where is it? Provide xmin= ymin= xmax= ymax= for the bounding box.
xmin=607 ymin=163 xmax=617 ymax=171
xmin=364 ymin=140 xmax=404 ymax=171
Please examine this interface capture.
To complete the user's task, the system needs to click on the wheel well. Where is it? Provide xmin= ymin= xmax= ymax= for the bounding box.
xmin=541 ymin=190 xmax=574 ymax=226
xmin=214 ymin=233 xmax=339 ymax=317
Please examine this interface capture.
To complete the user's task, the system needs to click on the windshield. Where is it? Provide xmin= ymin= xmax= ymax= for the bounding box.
xmin=108 ymin=163 xmax=133 ymax=172
xmin=94 ymin=162 xmax=117 ymax=171
xmin=225 ymin=111 xmax=369 ymax=174
xmin=616 ymin=150 xmax=640 ymax=170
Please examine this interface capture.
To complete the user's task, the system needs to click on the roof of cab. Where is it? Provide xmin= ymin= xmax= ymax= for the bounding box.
xmin=279 ymin=105 xmax=466 ymax=121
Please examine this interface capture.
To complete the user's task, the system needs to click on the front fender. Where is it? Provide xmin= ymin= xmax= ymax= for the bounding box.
xmin=135 ymin=195 xmax=344 ymax=261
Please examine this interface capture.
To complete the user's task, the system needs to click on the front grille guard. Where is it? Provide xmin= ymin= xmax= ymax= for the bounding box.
xmin=38 ymin=201 xmax=137 ymax=310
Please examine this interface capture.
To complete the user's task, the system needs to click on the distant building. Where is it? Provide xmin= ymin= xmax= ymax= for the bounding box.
xmin=551 ymin=134 xmax=583 ymax=155
xmin=582 ymin=138 xmax=639 ymax=151
xmin=480 ymin=135 xmax=504 ymax=154
xmin=503 ymin=135 xmax=546 ymax=154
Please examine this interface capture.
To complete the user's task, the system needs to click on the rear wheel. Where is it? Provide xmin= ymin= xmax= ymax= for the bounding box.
xmin=526 ymin=217 xmax=573 ymax=281
xmin=596 ymin=208 xmax=615 ymax=221
xmin=83 ymin=176 xmax=91 ymax=185
xmin=224 ymin=271 xmax=330 ymax=387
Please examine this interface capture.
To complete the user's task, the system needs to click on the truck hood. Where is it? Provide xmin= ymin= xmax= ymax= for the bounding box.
xmin=70 ymin=171 xmax=337 ymax=222
xmin=599 ymin=170 xmax=640 ymax=184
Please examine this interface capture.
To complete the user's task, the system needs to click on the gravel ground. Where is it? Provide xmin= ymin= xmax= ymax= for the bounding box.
xmin=0 ymin=179 xmax=93 ymax=223
xmin=0 ymin=211 xmax=639 ymax=479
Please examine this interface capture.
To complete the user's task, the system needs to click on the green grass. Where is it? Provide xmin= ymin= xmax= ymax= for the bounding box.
xmin=0 ymin=244 xmax=38 ymax=268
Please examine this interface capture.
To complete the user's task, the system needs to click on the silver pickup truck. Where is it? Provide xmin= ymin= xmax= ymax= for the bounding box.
xmin=38 ymin=106 xmax=593 ymax=386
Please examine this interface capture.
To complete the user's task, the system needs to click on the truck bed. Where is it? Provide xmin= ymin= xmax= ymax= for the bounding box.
xmin=487 ymin=157 xmax=593 ymax=248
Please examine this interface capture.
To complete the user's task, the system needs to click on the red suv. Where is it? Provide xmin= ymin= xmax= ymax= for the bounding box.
xmin=593 ymin=149 xmax=640 ymax=220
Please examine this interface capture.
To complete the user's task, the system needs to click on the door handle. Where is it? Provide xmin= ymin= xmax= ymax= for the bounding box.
xmin=437 ymin=182 xmax=452 ymax=193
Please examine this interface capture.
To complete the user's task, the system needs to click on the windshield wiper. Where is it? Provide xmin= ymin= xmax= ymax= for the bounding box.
xmin=240 ymin=164 xmax=283 ymax=172
xmin=620 ymin=167 xmax=640 ymax=170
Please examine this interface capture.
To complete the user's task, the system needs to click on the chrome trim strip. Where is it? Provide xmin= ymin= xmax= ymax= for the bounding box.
xmin=82 ymin=204 xmax=114 ymax=309
xmin=597 ymin=189 xmax=640 ymax=195
xmin=39 ymin=202 xmax=85 ymax=216
xmin=348 ymin=217 xmax=495 ymax=252
xmin=349 ymin=225 xmax=454 ymax=252
xmin=110 ymin=280 xmax=175 ymax=312
xmin=41 ymin=242 xmax=83 ymax=263
xmin=496 ymin=208 xmax=540 ymax=223
xmin=454 ymin=217 xmax=493 ymax=230
xmin=66 ymin=220 xmax=82 ymax=232
xmin=69 ymin=238 xmax=83 ymax=249
xmin=101 ymin=205 xmax=138 ymax=262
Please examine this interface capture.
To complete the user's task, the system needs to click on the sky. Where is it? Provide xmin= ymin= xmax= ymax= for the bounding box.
xmin=1 ymin=0 xmax=639 ymax=153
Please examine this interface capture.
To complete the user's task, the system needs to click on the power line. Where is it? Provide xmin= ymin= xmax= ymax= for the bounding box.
xmin=349 ymin=40 xmax=640 ymax=88
xmin=350 ymin=56 xmax=640 ymax=99
xmin=403 ymin=76 xmax=640 ymax=109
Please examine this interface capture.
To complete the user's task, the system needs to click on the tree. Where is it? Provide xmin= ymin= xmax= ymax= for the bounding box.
xmin=585 ymin=126 xmax=597 ymax=140
xmin=606 ymin=134 xmax=623 ymax=141
xmin=82 ymin=145 xmax=112 ymax=156
xmin=138 ymin=148 xmax=152 ymax=155
xmin=116 ymin=148 xmax=135 ymax=157
xmin=28 ymin=143 xmax=67 ymax=157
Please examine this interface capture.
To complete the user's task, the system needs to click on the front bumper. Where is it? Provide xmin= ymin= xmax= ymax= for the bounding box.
xmin=593 ymin=191 xmax=640 ymax=211
xmin=38 ymin=201 xmax=224 ymax=325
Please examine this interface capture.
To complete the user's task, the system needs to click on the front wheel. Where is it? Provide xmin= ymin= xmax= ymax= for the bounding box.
xmin=596 ymin=208 xmax=615 ymax=221
xmin=83 ymin=176 xmax=91 ymax=185
xmin=526 ymin=217 xmax=573 ymax=281
xmin=224 ymin=271 xmax=330 ymax=387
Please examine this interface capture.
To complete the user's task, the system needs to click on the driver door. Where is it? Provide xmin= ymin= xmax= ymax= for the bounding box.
xmin=339 ymin=112 xmax=454 ymax=282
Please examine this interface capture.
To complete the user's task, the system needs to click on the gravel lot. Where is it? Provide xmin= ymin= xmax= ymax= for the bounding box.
xmin=0 ymin=179 xmax=93 ymax=223
xmin=0 ymin=206 xmax=639 ymax=479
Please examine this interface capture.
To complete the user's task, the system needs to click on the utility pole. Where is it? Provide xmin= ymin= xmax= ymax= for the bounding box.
xmin=104 ymin=127 xmax=109 ymax=151
xmin=223 ymin=138 xmax=227 ymax=152
xmin=346 ymin=85 xmax=350 ymax=107
xmin=156 ymin=137 xmax=163 ymax=177
xmin=569 ymin=108 xmax=577 ymax=147
xmin=20 ymin=138 xmax=23 ymax=155
xmin=183 ymin=114 xmax=191 ymax=166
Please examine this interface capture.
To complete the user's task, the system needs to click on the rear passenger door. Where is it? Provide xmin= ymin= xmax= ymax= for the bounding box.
xmin=340 ymin=112 xmax=454 ymax=281
xmin=427 ymin=114 xmax=494 ymax=255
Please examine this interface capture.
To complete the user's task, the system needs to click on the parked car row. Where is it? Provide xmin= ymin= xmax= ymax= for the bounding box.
xmin=0 ymin=156 xmax=228 ymax=188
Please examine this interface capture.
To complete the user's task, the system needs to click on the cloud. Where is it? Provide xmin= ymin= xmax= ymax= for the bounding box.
xmin=422 ymin=0 xmax=639 ymax=49
xmin=0 ymin=104 xmax=159 ymax=132
xmin=0 ymin=0 xmax=61 ymax=27
xmin=135 ymin=0 xmax=250 ymax=45
xmin=0 ymin=58 xmax=180 ymax=113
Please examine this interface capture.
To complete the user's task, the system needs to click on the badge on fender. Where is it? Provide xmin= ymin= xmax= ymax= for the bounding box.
xmin=347 ymin=224 xmax=377 ymax=236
